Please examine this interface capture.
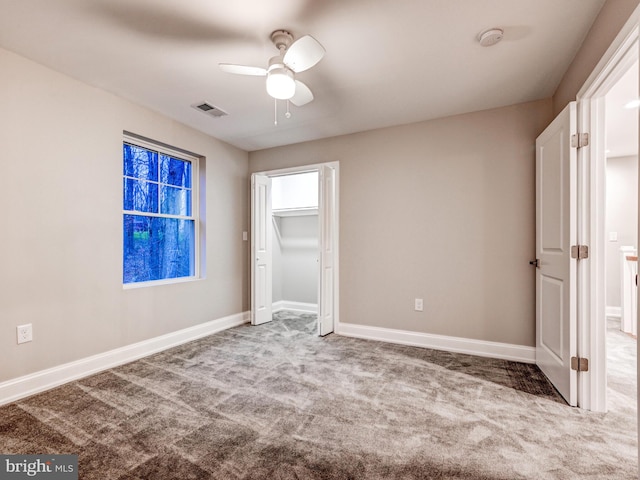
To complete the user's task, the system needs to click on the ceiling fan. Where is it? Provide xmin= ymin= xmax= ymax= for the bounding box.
xmin=219 ymin=30 xmax=325 ymax=107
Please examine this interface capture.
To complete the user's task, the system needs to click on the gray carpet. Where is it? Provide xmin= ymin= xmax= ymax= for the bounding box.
xmin=0 ymin=311 xmax=636 ymax=479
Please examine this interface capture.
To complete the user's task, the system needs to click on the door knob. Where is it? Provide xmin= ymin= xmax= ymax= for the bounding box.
xmin=529 ymin=259 xmax=540 ymax=268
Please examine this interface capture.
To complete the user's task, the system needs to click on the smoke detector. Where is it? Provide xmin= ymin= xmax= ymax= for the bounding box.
xmin=478 ymin=28 xmax=504 ymax=47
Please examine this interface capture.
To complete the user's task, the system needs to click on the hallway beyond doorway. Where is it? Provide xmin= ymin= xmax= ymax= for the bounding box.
xmin=607 ymin=316 xmax=637 ymax=415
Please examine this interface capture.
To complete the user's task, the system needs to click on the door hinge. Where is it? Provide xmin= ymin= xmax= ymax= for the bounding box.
xmin=571 ymin=356 xmax=589 ymax=372
xmin=571 ymin=133 xmax=589 ymax=148
xmin=571 ymin=245 xmax=589 ymax=260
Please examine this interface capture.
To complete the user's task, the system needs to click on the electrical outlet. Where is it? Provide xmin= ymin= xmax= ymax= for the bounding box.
xmin=16 ymin=324 xmax=32 ymax=344
xmin=414 ymin=298 xmax=424 ymax=312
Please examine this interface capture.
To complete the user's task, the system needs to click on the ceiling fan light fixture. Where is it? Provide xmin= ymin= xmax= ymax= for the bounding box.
xmin=266 ymin=66 xmax=295 ymax=100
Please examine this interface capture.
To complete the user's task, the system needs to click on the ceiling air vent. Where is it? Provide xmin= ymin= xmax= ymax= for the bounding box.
xmin=192 ymin=101 xmax=228 ymax=118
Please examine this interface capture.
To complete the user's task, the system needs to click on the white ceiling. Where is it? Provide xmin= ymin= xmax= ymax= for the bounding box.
xmin=606 ymin=61 xmax=639 ymax=158
xmin=0 ymin=0 xmax=606 ymax=151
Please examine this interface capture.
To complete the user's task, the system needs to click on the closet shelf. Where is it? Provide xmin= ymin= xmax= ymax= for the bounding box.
xmin=272 ymin=207 xmax=318 ymax=217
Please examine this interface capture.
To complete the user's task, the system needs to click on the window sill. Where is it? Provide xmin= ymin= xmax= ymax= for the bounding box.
xmin=123 ymin=276 xmax=201 ymax=290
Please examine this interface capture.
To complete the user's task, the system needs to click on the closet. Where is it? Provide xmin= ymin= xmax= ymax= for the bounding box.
xmin=271 ymin=171 xmax=319 ymax=313
xmin=251 ymin=162 xmax=337 ymax=335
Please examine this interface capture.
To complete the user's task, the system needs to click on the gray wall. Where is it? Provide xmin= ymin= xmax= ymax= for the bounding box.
xmin=279 ymin=215 xmax=318 ymax=304
xmin=272 ymin=215 xmax=319 ymax=305
xmin=272 ymin=217 xmax=284 ymax=303
xmin=606 ymin=155 xmax=639 ymax=308
xmin=0 ymin=47 xmax=249 ymax=383
xmin=250 ymin=99 xmax=552 ymax=347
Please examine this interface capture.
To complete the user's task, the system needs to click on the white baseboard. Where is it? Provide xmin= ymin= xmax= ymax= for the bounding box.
xmin=336 ymin=322 xmax=536 ymax=364
xmin=273 ymin=300 xmax=318 ymax=314
xmin=606 ymin=306 xmax=622 ymax=318
xmin=0 ymin=311 xmax=250 ymax=406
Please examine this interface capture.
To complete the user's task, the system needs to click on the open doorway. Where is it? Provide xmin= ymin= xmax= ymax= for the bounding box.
xmin=251 ymin=162 xmax=339 ymax=336
xmin=535 ymin=23 xmax=640 ymax=413
xmin=571 ymin=22 xmax=639 ymax=413
xmin=604 ymin=60 xmax=638 ymax=413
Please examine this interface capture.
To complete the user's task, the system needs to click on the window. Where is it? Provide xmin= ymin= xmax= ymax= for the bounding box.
xmin=123 ymin=137 xmax=198 ymax=285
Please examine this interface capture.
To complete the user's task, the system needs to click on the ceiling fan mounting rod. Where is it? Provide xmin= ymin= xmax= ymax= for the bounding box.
xmin=271 ymin=30 xmax=293 ymax=52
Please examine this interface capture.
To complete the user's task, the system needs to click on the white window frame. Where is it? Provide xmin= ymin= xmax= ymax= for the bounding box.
xmin=122 ymin=134 xmax=200 ymax=289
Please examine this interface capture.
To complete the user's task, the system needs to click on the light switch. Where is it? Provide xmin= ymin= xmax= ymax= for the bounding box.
xmin=243 ymin=231 xmax=248 ymax=241
xmin=609 ymin=231 xmax=618 ymax=242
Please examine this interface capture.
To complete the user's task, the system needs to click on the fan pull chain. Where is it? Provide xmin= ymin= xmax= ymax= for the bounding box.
xmin=285 ymin=101 xmax=291 ymax=119
xmin=274 ymin=98 xmax=278 ymax=126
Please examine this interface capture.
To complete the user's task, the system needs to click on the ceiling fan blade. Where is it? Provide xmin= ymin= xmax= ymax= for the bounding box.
xmin=290 ymin=80 xmax=314 ymax=106
xmin=283 ymin=35 xmax=325 ymax=73
xmin=218 ymin=63 xmax=266 ymax=76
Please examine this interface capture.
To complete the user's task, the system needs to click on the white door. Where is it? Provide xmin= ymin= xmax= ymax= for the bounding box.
xmin=317 ymin=165 xmax=335 ymax=336
xmin=535 ymin=102 xmax=578 ymax=406
xmin=251 ymin=174 xmax=273 ymax=325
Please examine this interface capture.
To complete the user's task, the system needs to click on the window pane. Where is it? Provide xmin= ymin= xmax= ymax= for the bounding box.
xmin=124 ymin=144 xmax=158 ymax=181
xmin=160 ymin=155 xmax=192 ymax=188
xmin=161 ymin=185 xmax=191 ymax=216
xmin=123 ymin=215 xmax=195 ymax=283
xmin=123 ymin=178 xmax=158 ymax=213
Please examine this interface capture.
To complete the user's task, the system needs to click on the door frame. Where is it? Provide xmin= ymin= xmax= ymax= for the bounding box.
xmin=250 ymin=161 xmax=340 ymax=333
xmin=575 ymin=7 xmax=640 ymax=412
